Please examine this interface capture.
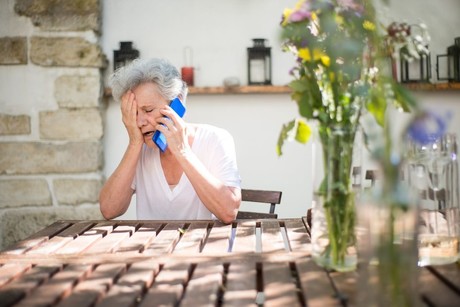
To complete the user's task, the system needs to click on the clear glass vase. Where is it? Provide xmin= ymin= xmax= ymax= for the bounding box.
xmin=357 ymin=168 xmax=420 ymax=306
xmin=311 ymin=126 xmax=358 ymax=272
xmin=407 ymin=133 xmax=460 ymax=266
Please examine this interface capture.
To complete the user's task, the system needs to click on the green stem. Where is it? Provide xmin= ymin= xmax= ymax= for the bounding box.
xmin=318 ymin=126 xmax=357 ymax=268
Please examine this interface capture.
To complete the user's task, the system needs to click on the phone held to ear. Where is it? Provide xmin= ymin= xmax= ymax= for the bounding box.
xmin=152 ymin=97 xmax=186 ymax=152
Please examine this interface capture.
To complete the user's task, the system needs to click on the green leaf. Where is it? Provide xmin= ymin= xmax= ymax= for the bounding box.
xmin=289 ymin=79 xmax=309 ymax=93
xmin=366 ymin=89 xmax=387 ymax=126
xmin=392 ymin=82 xmax=418 ymax=112
xmin=296 ymin=92 xmax=314 ymax=119
xmin=308 ymin=77 xmax=323 ymax=109
xmin=276 ymin=120 xmax=296 ymax=156
xmin=295 ymin=119 xmax=312 ymax=144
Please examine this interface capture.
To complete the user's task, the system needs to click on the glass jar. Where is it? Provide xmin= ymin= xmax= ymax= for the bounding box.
xmin=311 ymin=126 xmax=358 ymax=272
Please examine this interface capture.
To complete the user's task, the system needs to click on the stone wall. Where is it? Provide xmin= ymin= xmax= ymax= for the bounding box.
xmin=0 ymin=0 xmax=106 ymax=249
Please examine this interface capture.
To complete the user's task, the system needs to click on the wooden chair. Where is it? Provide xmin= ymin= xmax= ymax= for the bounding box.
xmin=236 ymin=189 xmax=283 ymax=219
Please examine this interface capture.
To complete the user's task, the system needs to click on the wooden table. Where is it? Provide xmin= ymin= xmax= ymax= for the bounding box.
xmin=0 ymin=218 xmax=459 ymax=306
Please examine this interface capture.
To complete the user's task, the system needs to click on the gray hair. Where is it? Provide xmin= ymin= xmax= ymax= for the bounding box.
xmin=109 ymin=58 xmax=188 ymax=103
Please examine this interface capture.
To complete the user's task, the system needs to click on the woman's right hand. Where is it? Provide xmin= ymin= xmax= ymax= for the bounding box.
xmin=121 ymin=91 xmax=143 ymax=146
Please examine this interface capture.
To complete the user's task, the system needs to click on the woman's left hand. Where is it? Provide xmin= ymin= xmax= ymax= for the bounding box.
xmin=155 ymin=106 xmax=189 ymax=154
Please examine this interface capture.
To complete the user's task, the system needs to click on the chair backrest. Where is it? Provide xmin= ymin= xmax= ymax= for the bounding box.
xmin=236 ymin=188 xmax=283 ymax=219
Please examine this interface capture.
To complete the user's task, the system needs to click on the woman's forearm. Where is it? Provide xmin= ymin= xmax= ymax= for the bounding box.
xmin=177 ymin=150 xmax=241 ymax=223
xmin=99 ymin=143 xmax=142 ymax=219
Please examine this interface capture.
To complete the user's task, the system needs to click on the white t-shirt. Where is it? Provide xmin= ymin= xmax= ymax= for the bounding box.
xmin=132 ymin=124 xmax=241 ymax=220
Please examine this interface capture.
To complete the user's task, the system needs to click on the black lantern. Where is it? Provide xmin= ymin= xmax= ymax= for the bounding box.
xmin=400 ymin=48 xmax=431 ymax=83
xmin=436 ymin=37 xmax=460 ymax=82
xmin=247 ymin=38 xmax=272 ymax=85
xmin=113 ymin=42 xmax=139 ymax=71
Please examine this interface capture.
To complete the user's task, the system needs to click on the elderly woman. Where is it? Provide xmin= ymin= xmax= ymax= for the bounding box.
xmin=99 ymin=58 xmax=241 ymax=223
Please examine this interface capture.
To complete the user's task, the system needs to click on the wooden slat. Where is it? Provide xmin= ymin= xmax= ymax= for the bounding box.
xmin=26 ymin=222 xmax=95 ymax=255
xmin=353 ymin=263 xmax=423 ymax=306
xmin=232 ymin=221 xmax=256 ymax=253
xmin=0 ymin=264 xmax=31 ymax=287
xmin=284 ymin=219 xmax=311 ymax=253
xmin=263 ymin=262 xmax=300 ymax=307
xmin=173 ymin=222 xmax=209 ymax=254
xmin=1 ymin=221 xmax=72 ymax=255
xmin=56 ymin=263 xmax=126 ymax=307
xmin=419 ymin=266 xmax=460 ymax=306
xmin=261 ymin=220 xmax=285 ymax=253
xmin=82 ymin=225 xmax=134 ymax=254
xmin=142 ymin=223 xmax=185 ymax=255
xmin=14 ymin=264 xmax=92 ymax=307
xmin=55 ymin=223 xmax=114 ymax=255
xmin=328 ymin=270 xmax=358 ymax=306
xmin=115 ymin=222 xmax=162 ymax=253
xmin=0 ymin=265 xmax=60 ymax=306
xmin=96 ymin=261 xmax=159 ymax=307
xmin=180 ymin=262 xmax=223 ymax=306
xmin=223 ymin=262 xmax=257 ymax=306
xmin=139 ymin=263 xmax=191 ymax=307
xmin=295 ymin=257 xmax=339 ymax=307
xmin=427 ymin=264 xmax=460 ymax=294
xmin=201 ymin=223 xmax=232 ymax=254
xmin=241 ymin=189 xmax=281 ymax=204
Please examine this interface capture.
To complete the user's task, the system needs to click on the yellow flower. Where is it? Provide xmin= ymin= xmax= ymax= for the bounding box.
xmin=298 ymin=48 xmax=330 ymax=67
xmin=298 ymin=48 xmax=312 ymax=61
xmin=320 ymin=55 xmax=330 ymax=67
xmin=282 ymin=8 xmax=293 ymax=26
xmin=335 ymin=14 xmax=344 ymax=25
xmin=363 ymin=20 xmax=376 ymax=31
xmin=311 ymin=12 xmax=318 ymax=21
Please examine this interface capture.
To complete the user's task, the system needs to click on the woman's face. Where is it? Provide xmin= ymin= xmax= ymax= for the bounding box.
xmin=132 ymin=82 xmax=169 ymax=148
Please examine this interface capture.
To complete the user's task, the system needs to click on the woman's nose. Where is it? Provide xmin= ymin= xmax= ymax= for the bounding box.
xmin=137 ymin=111 xmax=147 ymax=127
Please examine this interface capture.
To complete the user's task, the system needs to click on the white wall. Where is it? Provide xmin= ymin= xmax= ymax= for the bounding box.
xmin=101 ymin=0 xmax=460 ymax=219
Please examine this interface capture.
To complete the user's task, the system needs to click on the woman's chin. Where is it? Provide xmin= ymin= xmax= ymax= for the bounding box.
xmin=143 ymin=136 xmax=156 ymax=149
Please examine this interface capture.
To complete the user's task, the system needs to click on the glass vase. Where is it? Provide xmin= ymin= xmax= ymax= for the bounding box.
xmin=357 ymin=168 xmax=420 ymax=306
xmin=407 ymin=133 xmax=460 ymax=266
xmin=311 ymin=126 xmax=358 ymax=272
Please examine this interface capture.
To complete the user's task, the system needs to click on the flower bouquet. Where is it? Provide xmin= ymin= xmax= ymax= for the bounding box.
xmin=277 ymin=0 xmax=416 ymax=272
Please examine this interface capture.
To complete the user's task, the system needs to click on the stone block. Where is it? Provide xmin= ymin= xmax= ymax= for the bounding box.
xmin=14 ymin=0 xmax=100 ymax=32
xmin=0 ymin=141 xmax=103 ymax=175
xmin=54 ymin=178 xmax=103 ymax=205
xmin=0 ymin=205 xmax=103 ymax=250
xmin=0 ymin=37 xmax=28 ymax=65
xmin=39 ymin=108 xmax=103 ymax=140
xmin=0 ymin=113 xmax=31 ymax=135
xmin=30 ymin=36 xmax=107 ymax=68
xmin=0 ymin=179 xmax=52 ymax=208
xmin=55 ymin=75 xmax=101 ymax=108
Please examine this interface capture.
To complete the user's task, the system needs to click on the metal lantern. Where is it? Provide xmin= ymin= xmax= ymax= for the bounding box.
xmin=113 ymin=42 xmax=139 ymax=71
xmin=247 ymin=38 xmax=272 ymax=85
xmin=400 ymin=47 xmax=431 ymax=83
xmin=436 ymin=37 xmax=460 ymax=82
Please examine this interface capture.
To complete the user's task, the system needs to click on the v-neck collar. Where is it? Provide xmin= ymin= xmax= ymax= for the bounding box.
xmin=152 ymin=126 xmax=201 ymax=200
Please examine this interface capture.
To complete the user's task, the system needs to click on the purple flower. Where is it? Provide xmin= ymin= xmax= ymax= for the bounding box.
xmin=407 ymin=110 xmax=450 ymax=145
xmin=289 ymin=10 xmax=312 ymax=23
xmin=287 ymin=1 xmax=313 ymax=23
xmin=337 ymin=0 xmax=364 ymax=14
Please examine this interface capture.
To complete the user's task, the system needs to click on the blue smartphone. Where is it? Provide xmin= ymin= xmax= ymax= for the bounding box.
xmin=152 ymin=97 xmax=186 ymax=152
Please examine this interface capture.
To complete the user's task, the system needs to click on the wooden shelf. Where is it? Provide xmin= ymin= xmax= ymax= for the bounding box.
xmin=188 ymin=83 xmax=460 ymax=95
xmin=103 ymin=83 xmax=460 ymax=98
xmin=402 ymin=82 xmax=460 ymax=91
xmin=188 ymin=85 xmax=291 ymax=95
